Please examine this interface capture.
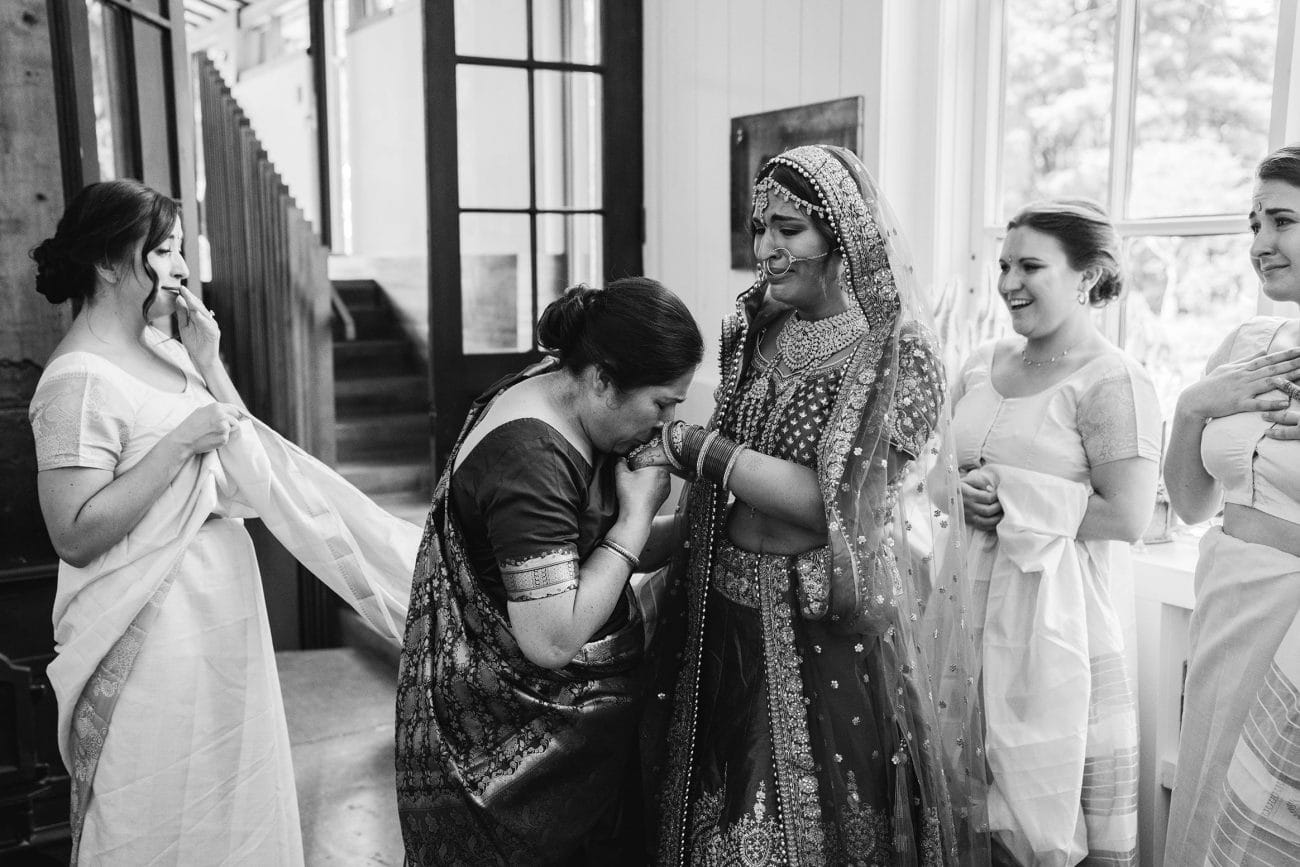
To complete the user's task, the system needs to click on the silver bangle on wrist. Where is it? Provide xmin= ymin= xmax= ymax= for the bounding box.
xmin=597 ymin=538 xmax=639 ymax=571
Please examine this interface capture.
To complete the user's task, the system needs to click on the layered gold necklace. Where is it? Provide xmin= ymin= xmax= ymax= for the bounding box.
xmin=775 ymin=306 xmax=867 ymax=373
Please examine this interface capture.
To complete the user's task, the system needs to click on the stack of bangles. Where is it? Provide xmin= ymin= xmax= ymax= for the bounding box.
xmin=660 ymin=420 xmax=747 ymax=490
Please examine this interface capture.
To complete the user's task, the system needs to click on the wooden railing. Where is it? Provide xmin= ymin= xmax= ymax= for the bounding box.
xmin=195 ymin=54 xmax=338 ymax=648
xmin=194 ymin=53 xmax=335 ymax=463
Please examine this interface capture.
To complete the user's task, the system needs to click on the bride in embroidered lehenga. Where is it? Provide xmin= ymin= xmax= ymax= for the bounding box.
xmin=632 ymin=145 xmax=988 ymax=865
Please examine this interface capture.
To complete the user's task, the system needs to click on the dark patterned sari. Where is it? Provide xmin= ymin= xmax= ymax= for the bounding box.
xmin=649 ymin=146 xmax=989 ymax=866
xmin=396 ymin=359 xmax=647 ymax=866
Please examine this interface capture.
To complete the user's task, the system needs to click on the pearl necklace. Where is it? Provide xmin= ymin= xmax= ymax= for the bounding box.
xmin=776 ymin=306 xmax=867 ymax=372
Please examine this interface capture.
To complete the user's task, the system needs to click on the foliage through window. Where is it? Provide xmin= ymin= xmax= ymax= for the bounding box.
xmin=995 ymin=0 xmax=1279 ymax=419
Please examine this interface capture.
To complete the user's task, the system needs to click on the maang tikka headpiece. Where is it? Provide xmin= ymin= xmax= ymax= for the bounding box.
xmin=752 ymin=175 xmax=828 ymax=222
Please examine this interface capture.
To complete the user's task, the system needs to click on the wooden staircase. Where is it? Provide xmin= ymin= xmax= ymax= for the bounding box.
xmin=331 ymin=279 xmax=432 ymax=525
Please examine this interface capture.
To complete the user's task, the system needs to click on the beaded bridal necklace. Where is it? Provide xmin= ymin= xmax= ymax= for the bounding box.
xmin=775 ymin=305 xmax=867 ymax=372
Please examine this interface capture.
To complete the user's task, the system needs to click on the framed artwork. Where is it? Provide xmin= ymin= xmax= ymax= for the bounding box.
xmin=729 ymin=96 xmax=864 ymax=268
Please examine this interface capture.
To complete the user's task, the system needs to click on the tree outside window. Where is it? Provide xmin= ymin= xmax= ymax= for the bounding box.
xmin=995 ymin=0 xmax=1279 ymax=419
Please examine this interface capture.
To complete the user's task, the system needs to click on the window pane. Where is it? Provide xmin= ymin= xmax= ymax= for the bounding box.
xmin=87 ymin=0 xmax=135 ymax=180
xmin=537 ymin=213 xmax=603 ymax=313
xmin=1122 ymin=233 xmax=1258 ymax=418
xmin=454 ymin=0 xmax=527 ymax=59
xmin=132 ymin=18 xmax=175 ymax=196
xmin=534 ymin=71 xmax=602 ymax=209
xmin=1000 ymin=0 xmax=1116 ymax=216
xmin=1128 ymin=0 xmax=1277 ymax=219
xmin=533 ymin=0 xmax=601 ymax=64
xmin=457 ymin=66 xmax=530 ymax=208
xmin=461 ymin=213 xmax=534 ymax=354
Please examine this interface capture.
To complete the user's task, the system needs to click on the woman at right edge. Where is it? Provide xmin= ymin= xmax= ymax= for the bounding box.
xmin=1164 ymin=144 xmax=1300 ymax=865
xmin=633 ymin=144 xmax=988 ymax=865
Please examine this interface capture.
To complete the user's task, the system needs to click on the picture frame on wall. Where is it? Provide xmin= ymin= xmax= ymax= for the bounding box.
xmin=730 ymin=96 xmax=864 ymax=269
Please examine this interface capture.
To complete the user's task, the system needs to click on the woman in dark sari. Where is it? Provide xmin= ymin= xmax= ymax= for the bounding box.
xmin=395 ymin=277 xmax=704 ymax=865
xmin=632 ymin=145 xmax=988 ymax=865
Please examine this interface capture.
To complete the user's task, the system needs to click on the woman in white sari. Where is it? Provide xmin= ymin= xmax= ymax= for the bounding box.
xmin=1164 ymin=145 xmax=1300 ymax=865
xmin=946 ymin=200 xmax=1160 ymax=866
xmin=28 ymin=179 xmax=419 ymax=865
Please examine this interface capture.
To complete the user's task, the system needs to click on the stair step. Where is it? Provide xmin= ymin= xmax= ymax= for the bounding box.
xmin=337 ymin=458 xmax=431 ymax=496
xmin=335 ymin=375 xmax=427 ymax=415
xmin=333 ymin=306 xmax=402 ymax=341
xmin=332 ymin=279 xmax=384 ymax=309
xmin=333 ymin=339 xmax=416 ymax=378
xmin=335 ymin=412 xmax=428 ymax=461
xmin=370 ymin=490 xmax=432 ymax=527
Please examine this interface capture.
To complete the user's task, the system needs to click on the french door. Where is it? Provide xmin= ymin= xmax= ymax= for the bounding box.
xmin=424 ymin=0 xmax=644 ymax=463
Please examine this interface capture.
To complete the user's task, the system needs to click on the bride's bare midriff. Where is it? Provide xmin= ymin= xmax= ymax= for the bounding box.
xmin=724 ymin=500 xmax=827 ymax=556
xmin=1223 ymin=503 xmax=1300 ymax=558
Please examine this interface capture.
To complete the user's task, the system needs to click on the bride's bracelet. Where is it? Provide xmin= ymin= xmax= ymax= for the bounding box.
xmin=664 ymin=421 xmax=746 ymax=490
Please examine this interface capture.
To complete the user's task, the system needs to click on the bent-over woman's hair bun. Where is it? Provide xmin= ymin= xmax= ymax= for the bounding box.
xmin=536 ymin=284 xmax=601 ymax=358
xmin=30 ymin=179 xmax=181 ymax=316
xmin=537 ymin=277 xmax=703 ymax=391
xmin=1007 ymin=198 xmax=1124 ymax=305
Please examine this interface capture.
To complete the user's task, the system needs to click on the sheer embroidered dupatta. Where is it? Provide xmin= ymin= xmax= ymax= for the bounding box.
xmin=395 ymin=359 xmax=646 ymax=866
xmin=652 ymin=145 xmax=987 ymax=865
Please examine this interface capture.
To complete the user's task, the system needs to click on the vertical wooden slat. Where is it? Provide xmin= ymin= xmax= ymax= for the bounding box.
xmin=193 ymin=54 xmax=338 ymax=648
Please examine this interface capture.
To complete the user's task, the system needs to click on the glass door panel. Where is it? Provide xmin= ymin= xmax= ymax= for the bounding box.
xmin=534 ymin=70 xmax=602 ymax=209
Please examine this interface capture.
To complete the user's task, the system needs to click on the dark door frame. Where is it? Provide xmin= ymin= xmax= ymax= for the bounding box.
xmin=47 ymin=0 xmax=199 ymax=279
xmin=422 ymin=0 xmax=644 ymax=467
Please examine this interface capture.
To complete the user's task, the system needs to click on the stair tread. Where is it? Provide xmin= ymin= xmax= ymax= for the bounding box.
xmin=335 ymin=337 xmax=407 ymax=351
xmin=334 ymin=374 xmax=425 ymax=393
xmin=370 ymin=491 xmax=432 ymax=526
xmin=336 ymin=457 xmax=429 ymax=470
xmin=336 ymin=413 xmax=426 ymax=430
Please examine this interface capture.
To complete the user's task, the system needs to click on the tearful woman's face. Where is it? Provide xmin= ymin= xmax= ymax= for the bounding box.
xmin=1250 ymin=178 xmax=1300 ymax=306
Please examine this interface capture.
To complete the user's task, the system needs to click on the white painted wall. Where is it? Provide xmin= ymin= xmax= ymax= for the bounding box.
xmin=346 ymin=3 xmax=427 ymax=256
xmin=232 ymin=53 xmax=321 ymax=229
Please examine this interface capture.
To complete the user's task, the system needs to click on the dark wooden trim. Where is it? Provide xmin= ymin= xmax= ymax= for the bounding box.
xmin=424 ymin=0 xmax=460 ymax=468
xmin=454 ymin=55 xmax=603 ymax=73
xmin=308 ymin=0 xmax=332 ymax=247
xmin=601 ymin=0 xmax=643 ymax=278
xmin=97 ymin=0 xmax=170 ymax=30
xmin=46 ymin=0 xmax=99 ymax=200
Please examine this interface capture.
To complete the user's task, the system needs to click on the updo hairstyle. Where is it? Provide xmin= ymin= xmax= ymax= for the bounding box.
xmin=31 ymin=179 xmax=181 ymax=317
xmin=752 ymin=160 xmax=839 ymax=253
xmin=1007 ymin=198 xmax=1123 ymax=305
xmin=537 ymin=277 xmax=704 ymax=391
xmin=1257 ymin=143 xmax=1300 ymax=188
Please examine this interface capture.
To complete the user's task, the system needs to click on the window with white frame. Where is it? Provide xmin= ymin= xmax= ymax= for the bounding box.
xmin=984 ymin=0 xmax=1296 ymax=420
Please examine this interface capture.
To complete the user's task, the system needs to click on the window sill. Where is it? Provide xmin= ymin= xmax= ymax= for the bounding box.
xmin=1130 ymin=533 xmax=1201 ymax=610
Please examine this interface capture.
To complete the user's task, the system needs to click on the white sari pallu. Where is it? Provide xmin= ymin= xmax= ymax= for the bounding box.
xmin=967 ymin=466 xmax=1139 ymax=867
xmin=50 ymin=416 xmax=419 ymax=865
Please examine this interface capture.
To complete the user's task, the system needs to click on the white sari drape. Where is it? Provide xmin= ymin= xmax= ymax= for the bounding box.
xmin=50 ymin=416 xmax=420 ymax=864
xmin=967 ymin=465 xmax=1139 ymax=867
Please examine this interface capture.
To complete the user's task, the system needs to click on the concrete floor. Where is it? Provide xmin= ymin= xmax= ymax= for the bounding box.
xmin=279 ymin=646 xmax=404 ymax=866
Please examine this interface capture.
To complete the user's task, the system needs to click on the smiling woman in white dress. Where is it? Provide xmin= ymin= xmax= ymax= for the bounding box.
xmin=945 ymin=199 xmax=1161 ymax=866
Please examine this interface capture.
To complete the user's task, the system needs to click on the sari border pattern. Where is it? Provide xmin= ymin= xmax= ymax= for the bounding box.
xmin=67 ymin=562 xmax=181 ymax=864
